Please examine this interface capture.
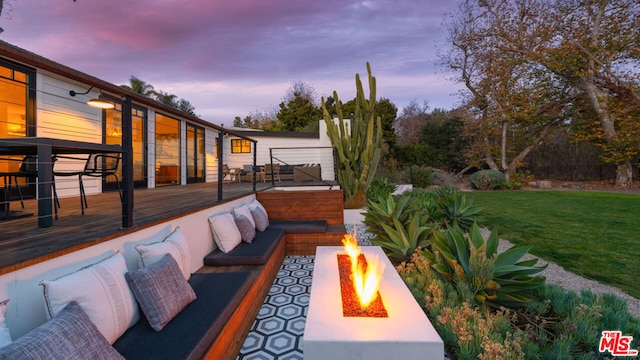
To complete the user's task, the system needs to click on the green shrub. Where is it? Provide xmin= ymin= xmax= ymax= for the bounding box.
xmin=430 ymin=171 xmax=455 ymax=186
xmin=505 ymin=180 xmax=523 ymax=190
xmin=398 ymin=251 xmax=640 ymax=360
xmin=510 ymin=169 xmax=534 ymax=184
xmin=398 ymin=252 xmax=528 ymax=359
xmin=366 ymin=178 xmax=397 ymax=201
xmin=469 ymin=169 xmax=507 ymax=190
xmin=411 ymin=166 xmax=432 ymax=188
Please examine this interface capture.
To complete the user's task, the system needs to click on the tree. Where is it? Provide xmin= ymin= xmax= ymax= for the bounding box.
xmin=233 ymin=115 xmax=261 ymax=129
xmin=276 ymin=82 xmax=322 ymax=132
xmin=177 ymin=98 xmax=196 ymax=116
xmin=444 ymin=0 xmax=578 ymax=180
xmin=459 ymin=0 xmax=640 ymax=186
xmin=277 ymin=92 xmax=322 ymax=131
xmin=154 ymin=90 xmax=178 ymax=108
xmin=247 ymin=107 xmax=282 ymax=131
xmin=374 ymin=98 xmax=398 ymax=148
xmin=119 ymin=76 xmax=199 ymax=116
xmin=338 ymin=97 xmax=397 ymax=148
xmin=283 ymin=81 xmax=318 ymax=105
xmin=0 ymin=0 xmax=5 ymax=34
xmin=120 ymin=76 xmax=156 ymax=98
xmin=420 ymin=111 xmax=466 ymax=172
xmin=395 ymin=100 xmax=430 ymax=146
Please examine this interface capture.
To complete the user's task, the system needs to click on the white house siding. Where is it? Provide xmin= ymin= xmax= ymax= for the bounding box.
xmin=226 ymin=135 xmax=316 ymax=168
xmin=31 ymin=74 xmax=225 ymax=191
xmin=38 ymin=72 xmax=105 ymax=198
xmin=225 ymin=128 xmax=336 ymax=181
xmin=3 ymin=50 xmax=233 ymax=195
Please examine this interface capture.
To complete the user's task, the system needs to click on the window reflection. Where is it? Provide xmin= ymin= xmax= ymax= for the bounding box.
xmin=0 ymin=61 xmax=34 ymax=189
xmin=155 ymin=114 xmax=180 ymax=186
xmin=104 ymin=105 xmax=147 ymax=187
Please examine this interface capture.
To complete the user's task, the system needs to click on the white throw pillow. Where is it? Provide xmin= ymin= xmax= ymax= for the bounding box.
xmin=233 ymin=204 xmax=255 ymax=229
xmin=0 ymin=299 xmax=11 ymax=348
xmin=40 ymin=252 xmax=139 ymax=345
xmin=135 ymin=227 xmax=191 ymax=280
xmin=208 ymin=213 xmax=242 ymax=253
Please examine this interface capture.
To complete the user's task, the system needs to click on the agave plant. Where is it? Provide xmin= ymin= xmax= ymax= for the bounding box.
xmin=373 ymin=214 xmax=433 ymax=264
xmin=435 ymin=190 xmax=484 ymax=231
xmin=421 ymin=223 xmax=547 ymax=308
xmin=363 ymin=193 xmax=414 ymax=239
xmin=366 ymin=177 xmax=397 ymax=202
xmin=364 ymin=193 xmax=434 ymax=263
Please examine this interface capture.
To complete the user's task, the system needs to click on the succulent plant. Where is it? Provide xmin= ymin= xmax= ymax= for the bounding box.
xmin=421 ymin=223 xmax=547 ymax=308
xmin=322 ymin=62 xmax=382 ymax=209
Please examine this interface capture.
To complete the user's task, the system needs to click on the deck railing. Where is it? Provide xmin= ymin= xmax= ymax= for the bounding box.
xmin=267 ymin=146 xmax=336 ymax=185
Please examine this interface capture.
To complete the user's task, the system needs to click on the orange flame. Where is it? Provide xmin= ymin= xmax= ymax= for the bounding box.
xmin=342 ymin=231 xmax=384 ymax=308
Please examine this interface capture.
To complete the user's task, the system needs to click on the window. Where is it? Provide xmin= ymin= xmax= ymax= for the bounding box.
xmin=104 ymin=104 xmax=147 ymax=188
xmin=231 ymin=139 xmax=251 ymax=154
xmin=0 ymin=59 xmax=36 ymax=189
xmin=0 ymin=59 xmax=35 ymax=139
xmin=155 ymin=114 xmax=180 ymax=186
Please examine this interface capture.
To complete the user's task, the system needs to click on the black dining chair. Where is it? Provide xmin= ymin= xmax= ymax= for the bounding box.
xmin=53 ymin=153 xmax=122 ymax=216
xmin=0 ymin=155 xmax=38 ymax=212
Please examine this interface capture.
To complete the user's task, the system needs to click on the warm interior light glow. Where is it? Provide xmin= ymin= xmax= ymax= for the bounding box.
xmin=342 ymin=231 xmax=384 ymax=308
xmin=87 ymin=98 xmax=115 ymax=109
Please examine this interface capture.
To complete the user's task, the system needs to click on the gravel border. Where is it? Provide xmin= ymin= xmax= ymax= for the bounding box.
xmin=497 ymin=238 xmax=640 ymax=318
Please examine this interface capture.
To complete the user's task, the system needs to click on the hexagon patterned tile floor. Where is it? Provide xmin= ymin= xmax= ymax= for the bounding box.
xmin=237 ymin=251 xmax=448 ymax=360
xmin=237 ymin=256 xmax=314 ymax=360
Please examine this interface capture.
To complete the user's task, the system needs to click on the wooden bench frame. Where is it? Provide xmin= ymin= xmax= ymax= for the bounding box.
xmin=199 ymin=189 xmax=346 ymax=359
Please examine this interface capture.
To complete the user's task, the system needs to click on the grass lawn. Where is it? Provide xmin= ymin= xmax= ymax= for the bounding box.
xmin=466 ymin=190 xmax=640 ymax=299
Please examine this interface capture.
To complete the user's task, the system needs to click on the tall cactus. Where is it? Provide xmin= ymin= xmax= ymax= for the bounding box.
xmin=322 ymin=63 xmax=382 ymax=208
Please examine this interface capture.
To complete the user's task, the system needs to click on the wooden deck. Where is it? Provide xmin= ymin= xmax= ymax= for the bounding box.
xmin=0 ymin=180 xmax=336 ymax=274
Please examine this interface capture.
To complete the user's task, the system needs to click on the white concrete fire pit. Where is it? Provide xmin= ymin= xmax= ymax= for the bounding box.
xmin=303 ymin=246 xmax=443 ymax=360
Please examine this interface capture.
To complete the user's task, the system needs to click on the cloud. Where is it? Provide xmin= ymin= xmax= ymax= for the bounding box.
xmin=0 ymin=0 xmax=463 ymax=125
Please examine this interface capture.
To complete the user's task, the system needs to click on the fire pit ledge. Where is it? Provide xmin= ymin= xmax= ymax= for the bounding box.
xmin=303 ymin=246 xmax=444 ymax=360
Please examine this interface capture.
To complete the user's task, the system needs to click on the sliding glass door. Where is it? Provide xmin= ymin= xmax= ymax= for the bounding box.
xmin=186 ymin=123 xmax=205 ymax=183
xmin=104 ymin=105 xmax=147 ymax=189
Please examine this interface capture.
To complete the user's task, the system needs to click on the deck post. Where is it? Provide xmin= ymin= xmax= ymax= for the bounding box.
xmin=121 ymin=95 xmax=134 ymax=229
xmin=217 ymin=131 xmax=223 ymax=201
xmin=252 ymin=141 xmax=257 ymax=192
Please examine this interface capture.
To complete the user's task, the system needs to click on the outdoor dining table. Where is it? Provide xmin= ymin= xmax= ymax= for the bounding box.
xmin=0 ymin=137 xmax=122 ymax=228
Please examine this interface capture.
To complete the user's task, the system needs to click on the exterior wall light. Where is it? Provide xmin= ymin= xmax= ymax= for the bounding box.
xmin=69 ymin=86 xmax=115 ymax=109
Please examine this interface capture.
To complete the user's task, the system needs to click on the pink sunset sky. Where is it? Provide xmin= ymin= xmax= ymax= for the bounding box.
xmin=0 ymin=0 xmax=464 ymax=126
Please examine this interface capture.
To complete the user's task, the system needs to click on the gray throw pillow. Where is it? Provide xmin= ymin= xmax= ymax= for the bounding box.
xmin=0 ymin=302 xmax=123 ymax=360
xmin=250 ymin=207 xmax=269 ymax=232
xmin=125 ymin=254 xmax=196 ymax=331
xmin=235 ymin=214 xmax=256 ymax=243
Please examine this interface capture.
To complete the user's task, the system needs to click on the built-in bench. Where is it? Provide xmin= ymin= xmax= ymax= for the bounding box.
xmin=257 ymin=190 xmax=346 ymax=255
xmin=113 ymin=271 xmax=256 ymax=360
xmin=0 ymin=190 xmax=345 ymax=360
xmin=203 ymin=227 xmax=286 ymax=266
